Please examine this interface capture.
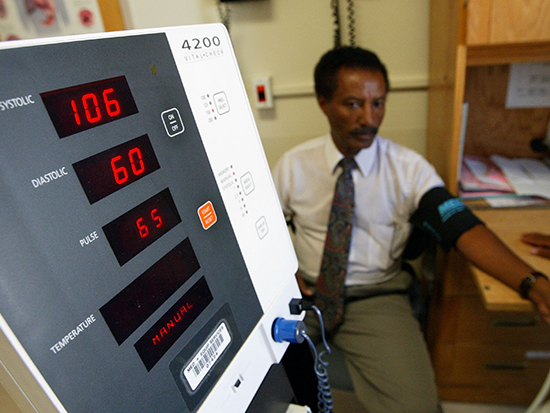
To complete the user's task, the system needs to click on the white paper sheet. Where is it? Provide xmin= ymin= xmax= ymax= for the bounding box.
xmin=491 ymin=155 xmax=550 ymax=199
xmin=506 ymin=62 xmax=550 ymax=108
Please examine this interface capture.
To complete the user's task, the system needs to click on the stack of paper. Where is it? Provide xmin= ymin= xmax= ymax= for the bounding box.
xmin=491 ymin=155 xmax=550 ymax=199
xmin=459 ymin=155 xmax=515 ymax=198
xmin=458 ymin=154 xmax=550 ymax=207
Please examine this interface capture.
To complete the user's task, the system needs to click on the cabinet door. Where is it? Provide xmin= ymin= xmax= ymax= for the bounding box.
xmin=468 ymin=0 xmax=550 ymax=45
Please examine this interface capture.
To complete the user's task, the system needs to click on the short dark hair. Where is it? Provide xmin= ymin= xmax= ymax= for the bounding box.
xmin=314 ymin=47 xmax=389 ymax=100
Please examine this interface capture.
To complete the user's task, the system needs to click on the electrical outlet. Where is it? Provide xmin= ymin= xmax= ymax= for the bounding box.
xmin=252 ymin=77 xmax=273 ymax=109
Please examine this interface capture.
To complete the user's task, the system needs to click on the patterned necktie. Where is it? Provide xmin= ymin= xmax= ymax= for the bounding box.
xmin=315 ymin=157 xmax=356 ymax=333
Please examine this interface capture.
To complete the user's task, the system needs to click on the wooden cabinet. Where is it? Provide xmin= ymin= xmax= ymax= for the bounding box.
xmin=426 ymin=0 xmax=550 ymax=404
xmin=427 ymin=0 xmax=550 ymax=195
xmin=467 ymin=0 xmax=550 ymax=45
xmin=428 ymin=249 xmax=550 ymax=405
xmin=97 ymin=0 xmax=126 ymax=32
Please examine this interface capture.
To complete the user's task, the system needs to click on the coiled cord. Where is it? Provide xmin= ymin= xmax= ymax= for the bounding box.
xmin=331 ymin=0 xmax=357 ymax=48
xmin=298 ymin=305 xmax=334 ymax=413
xmin=217 ymin=1 xmax=231 ymax=34
xmin=346 ymin=0 xmax=356 ymax=47
xmin=331 ymin=0 xmax=341 ymax=48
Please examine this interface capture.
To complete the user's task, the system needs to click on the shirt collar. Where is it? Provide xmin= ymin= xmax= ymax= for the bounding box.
xmin=323 ymin=133 xmax=379 ymax=176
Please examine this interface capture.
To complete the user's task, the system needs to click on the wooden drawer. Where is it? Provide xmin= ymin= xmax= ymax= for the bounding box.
xmin=454 ymin=295 xmax=550 ymax=346
xmin=432 ymin=294 xmax=550 ymax=345
xmin=430 ymin=248 xmax=550 ymax=404
xmin=434 ymin=342 xmax=550 ymax=404
xmin=432 ymin=250 xmax=550 ymax=346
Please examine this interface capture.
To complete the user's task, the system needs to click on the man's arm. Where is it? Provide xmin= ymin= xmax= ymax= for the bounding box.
xmin=410 ymin=186 xmax=550 ymax=322
xmin=456 ymin=224 xmax=550 ymax=323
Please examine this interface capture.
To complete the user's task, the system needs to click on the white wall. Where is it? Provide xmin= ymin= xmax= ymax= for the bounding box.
xmin=118 ymin=0 xmax=430 ymax=168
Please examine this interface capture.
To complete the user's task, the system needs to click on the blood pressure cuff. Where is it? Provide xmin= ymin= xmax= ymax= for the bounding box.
xmin=409 ymin=186 xmax=484 ymax=251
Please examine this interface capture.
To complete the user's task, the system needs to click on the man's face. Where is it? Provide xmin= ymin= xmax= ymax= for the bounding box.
xmin=318 ymin=67 xmax=387 ymax=157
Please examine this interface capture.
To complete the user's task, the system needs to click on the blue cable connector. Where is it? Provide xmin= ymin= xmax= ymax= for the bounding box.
xmin=272 ymin=318 xmax=306 ymax=344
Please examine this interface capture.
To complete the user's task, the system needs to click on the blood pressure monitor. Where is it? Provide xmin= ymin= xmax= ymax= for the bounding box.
xmin=0 ymin=24 xmax=300 ymax=412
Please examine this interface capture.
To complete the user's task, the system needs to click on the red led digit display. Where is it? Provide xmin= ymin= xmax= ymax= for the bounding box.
xmin=41 ymin=76 xmax=138 ymax=138
xmin=103 ymin=188 xmax=182 ymax=266
xmin=134 ymin=276 xmax=213 ymax=371
xmin=100 ymin=238 xmax=201 ymax=346
xmin=72 ymin=134 xmax=160 ymax=204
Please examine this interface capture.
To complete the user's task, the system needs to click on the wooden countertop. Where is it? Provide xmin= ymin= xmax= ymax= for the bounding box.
xmin=471 ymin=208 xmax=550 ymax=311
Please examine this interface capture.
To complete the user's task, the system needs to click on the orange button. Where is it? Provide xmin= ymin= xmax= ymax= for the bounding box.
xmin=198 ymin=201 xmax=217 ymax=230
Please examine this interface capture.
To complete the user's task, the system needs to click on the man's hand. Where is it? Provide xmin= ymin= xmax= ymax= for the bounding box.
xmin=522 ymin=232 xmax=550 ymax=259
xmin=295 ymin=270 xmax=314 ymax=297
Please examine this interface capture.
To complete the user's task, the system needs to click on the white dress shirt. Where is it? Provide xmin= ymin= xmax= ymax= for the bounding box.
xmin=272 ymin=134 xmax=444 ymax=286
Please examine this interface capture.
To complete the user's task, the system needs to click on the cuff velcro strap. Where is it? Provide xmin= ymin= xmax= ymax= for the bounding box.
xmin=519 ymin=271 xmax=548 ymax=299
xmin=410 ymin=186 xmax=483 ymax=250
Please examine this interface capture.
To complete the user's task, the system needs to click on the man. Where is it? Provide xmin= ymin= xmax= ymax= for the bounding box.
xmin=273 ymin=47 xmax=550 ymax=412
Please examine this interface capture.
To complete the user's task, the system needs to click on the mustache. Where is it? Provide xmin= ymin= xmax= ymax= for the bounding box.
xmin=351 ymin=126 xmax=378 ymax=136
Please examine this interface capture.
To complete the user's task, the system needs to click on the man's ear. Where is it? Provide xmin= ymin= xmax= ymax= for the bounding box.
xmin=317 ymin=95 xmax=328 ymax=115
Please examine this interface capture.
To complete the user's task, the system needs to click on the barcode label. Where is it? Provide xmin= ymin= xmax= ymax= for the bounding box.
xmin=183 ymin=322 xmax=231 ymax=391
